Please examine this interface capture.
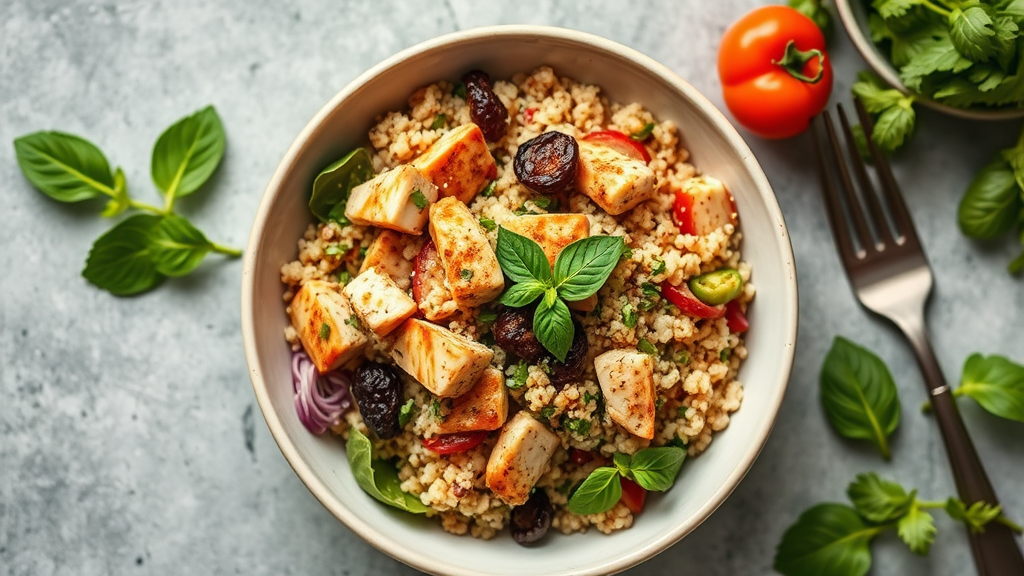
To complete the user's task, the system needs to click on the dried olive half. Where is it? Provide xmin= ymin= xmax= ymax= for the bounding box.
xmin=463 ymin=70 xmax=508 ymax=142
xmin=510 ymin=488 xmax=553 ymax=545
xmin=493 ymin=306 xmax=588 ymax=387
xmin=351 ymin=362 xmax=403 ymax=439
xmin=513 ymin=131 xmax=579 ymax=196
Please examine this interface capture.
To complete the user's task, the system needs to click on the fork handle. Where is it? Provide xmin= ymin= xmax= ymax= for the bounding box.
xmin=899 ymin=320 xmax=1024 ymax=575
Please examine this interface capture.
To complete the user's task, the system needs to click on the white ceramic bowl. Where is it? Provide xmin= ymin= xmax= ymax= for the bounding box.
xmin=835 ymin=0 xmax=1024 ymax=120
xmin=242 ymin=25 xmax=797 ymax=576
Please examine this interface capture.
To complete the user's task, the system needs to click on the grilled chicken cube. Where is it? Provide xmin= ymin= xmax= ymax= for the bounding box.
xmin=345 ymin=165 xmax=438 ymax=234
xmin=502 ymin=213 xmax=590 ymax=269
xmin=412 ymin=123 xmax=498 ymax=204
xmin=288 ymin=280 xmax=368 ymax=373
xmin=359 ymin=230 xmax=424 ymax=291
xmin=342 ymin=267 xmax=418 ymax=338
xmin=390 ymin=318 xmax=494 ymax=398
xmin=485 ymin=411 xmax=561 ymax=506
xmin=435 ymin=367 xmax=509 ymax=434
xmin=677 ymin=176 xmax=737 ymax=236
xmin=575 ymin=140 xmax=656 ymax=216
xmin=594 ymin=349 xmax=656 ymax=440
xmin=428 ymin=197 xmax=504 ymax=308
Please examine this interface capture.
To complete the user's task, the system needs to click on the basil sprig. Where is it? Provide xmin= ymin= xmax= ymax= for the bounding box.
xmin=13 ymin=106 xmax=240 ymax=295
xmin=774 ymin=473 xmax=1022 ymax=576
xmin=567 ymin=446 xmax=685 ymax=515
xmin=926 ymin=353 xmax=1024 ymax=422
xmin=819 ymin=337 xmax=901 ymax=459
xmin=347 ymin=428 xmax=429 ymax=514
xmin=495 ymin=227 xmax=623 ymax=361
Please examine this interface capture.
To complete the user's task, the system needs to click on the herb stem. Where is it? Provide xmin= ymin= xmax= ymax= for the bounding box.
xmin=211 ymin=241 xmax=243 ymax=257
xmin=916 ymin=499 xmax=947 ymax=510
xmin=920 ymin=0 xmax=952 ymax=17
xmin=127 ymin=198 xmax=166 ymax=215
xmin=997 ymin=515 xmax=1024 ymax=534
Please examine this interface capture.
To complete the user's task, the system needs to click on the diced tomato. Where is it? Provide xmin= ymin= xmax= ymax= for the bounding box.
xmin=582 ymin=130 xmax=651 ymax=163
xmin=619 ymin=477 xmax=647 ymax=514
xmin=422 ymin=430 xmax=489 ymax=454
xmin=524 ymin=107 xmax=537 ymax=123
xmin=661 ymin=283 xmax=726 ymax=320
xmin=725 ymin=300 xmax=749 ymax=333
xmin=569 ymin=448 xmax=594 ymax=466
xmin=672 ymin=189 xmax=697 ymax=235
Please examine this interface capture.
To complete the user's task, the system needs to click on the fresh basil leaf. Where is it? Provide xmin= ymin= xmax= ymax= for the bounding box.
xmin=846 ymin=472 xmax=913 ymax=522
xmin=1001 ymin=142 xmax=1024 ymax=199
xmin=773 ymin=503 xmax=879 ymax=576
xmin=612 ymin=451 xmax=632 ymax=476
xmin=499 ymin=279 xmax=546 ymax=307
xmin=553 ymin=235 xmax=624 ymax=301
xmin=957 ymin=159 xmax=1021 ymax=239
xmin=897 ymin=500 xmax=936 ymax=555
xmin=309 ymin=148 xmax=375 ymax=224
xmin=100 ymin=168 xmax=130 ymax=218
xmin=496 ymin=226 xmax=552 ymax=284
xmin=626 ymin=446 xmax=686 ymax=492
xmin=819 ymin=337 xmax=901 ymax=459
xmin=13 ymin=131 xmax=115 ymax=203
xmin=946 ymin=497 xmax=1002 ymax=534
xmin=151 ymin=105 xmax=225 ymax=202
xmin=949 ymin=7 xmax=997 ymax=63
xmin=956 ymin=353 xmax=1024 ymax=423
xmin=567 ymin=467 xmax=622 ymax=515
xmin=149 ymin=214 xmax=215 ymax=277
xmin=82 ymin=214 xmax=163 ymax=296
xmin=534 ymin=295 xmax=573 ymax=362
xmin=347 ymin=428 xmax=428 ymax=514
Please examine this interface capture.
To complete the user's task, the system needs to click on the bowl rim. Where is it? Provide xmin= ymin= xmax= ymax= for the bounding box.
xmin=833 ymin=0 xmax=1024 ymax=121
xmin=241 ymin=24 xmax=798 ymax=576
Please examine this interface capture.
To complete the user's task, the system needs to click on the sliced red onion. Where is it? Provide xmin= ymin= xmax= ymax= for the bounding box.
xmin=292 ymin=350 xmax=353 ymax=435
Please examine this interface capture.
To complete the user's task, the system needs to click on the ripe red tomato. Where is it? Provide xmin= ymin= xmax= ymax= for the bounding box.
xmin=422 ymin=430 xmax=488 ymax=454
xmin=582 ymin=130 xmax=651 ymax=163
xmin=619 ymin=477 xmax=647 ymax=514
xmin=661 ymin=283 xmax=726 ymax=320
xmin=718 ymin=5 xmax=833 ymax=139
xmin=725 ymin=300 xmax=749 ymax=333
xmin=672 ymin=189 xmax=697 ymax=235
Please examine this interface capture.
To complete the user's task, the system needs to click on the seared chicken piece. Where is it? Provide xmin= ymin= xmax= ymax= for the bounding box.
xmin=428 ymin=197 xmax=504 ymax=308
xmin=359 ymin=229 xmax=424 ymax=291
xmin=485 ymin=411 xmax=560 ymax=506
xmin=390 ymin=318 xmax=493 ymax=398
xmin=594 ymin=349 xmax=656 ymax=440
xmin=412 ymin=123 xmax=498 ymax=204
xmin=502 ymin=213 xmax=590 ymax=268
xmin=575 ymin=140 xmax=656 ymax=215
xmin=435 ymin=367 xmax=509 ymax=434
xmin=343 ymin=267 xmax=418 ymax=338
xmin=677 ymin=176 xmax=737 ymax=235
xmin=345 ymin=165 xmax=438 ymax=234
xmin=288 ymin=280 xmax=368 ymax=373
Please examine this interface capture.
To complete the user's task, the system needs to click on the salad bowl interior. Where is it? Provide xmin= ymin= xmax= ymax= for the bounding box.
xmin=241 ymin=25 xmax=797 ymax=576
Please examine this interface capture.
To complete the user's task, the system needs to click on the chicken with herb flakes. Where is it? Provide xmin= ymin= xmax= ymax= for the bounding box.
xmin=280 ymin=65 xmax=753 ymax=542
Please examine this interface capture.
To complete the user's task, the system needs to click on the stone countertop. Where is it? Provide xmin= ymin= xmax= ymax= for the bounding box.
xmin=2 ymin=1 xmax=1022 ymax=575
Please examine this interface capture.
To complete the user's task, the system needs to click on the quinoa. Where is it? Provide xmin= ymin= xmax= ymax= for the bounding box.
xmin=281 ymin=66 xmax=754 ymax=539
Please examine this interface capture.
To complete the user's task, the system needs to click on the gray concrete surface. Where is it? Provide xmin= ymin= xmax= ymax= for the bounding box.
xmin=2 ymin=1 xmax=1022 ymax=575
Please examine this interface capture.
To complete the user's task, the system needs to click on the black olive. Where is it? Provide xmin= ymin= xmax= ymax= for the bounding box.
xmin=463 ymin=70 xmax=508 ymax=142
xmin=513 ymin=131 xmax=579 ymax=196
xmin=351 ymin=362 xmax=403 ymax=439
xmin=510 ymin=489 xmax=553 ymax=545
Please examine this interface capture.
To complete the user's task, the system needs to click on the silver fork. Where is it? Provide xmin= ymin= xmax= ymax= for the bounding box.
xmin=813 ymin=99 xmax=1024 ymax=575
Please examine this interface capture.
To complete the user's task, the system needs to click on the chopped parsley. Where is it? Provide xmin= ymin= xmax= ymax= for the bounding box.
xmin=631 ymin=122 xmax=655 ymax=141
xmin=318 ymin=322 xmax=331 ymax=340
xmin=479 ymin=217 xmax=497 ymax=231
xmin=678 ymin=350 xmax=691 ymax=365
xmin=508 ymin=360 xmax=529 ymax=389
xmin=583 ymin=391 xmax=599 ymax=405
xmin=480 ymin=180 xmax=497 ymax=198
xmin=564 ymin=418 xmax=592 ymax=437
xmin=477 ymin=309 xmax=498 ymax=324
xmin=359 ymin=246 xmax=368 ymax=258
xmin=398 ymin=398 xmax=415 ymax=427
xmin=638 ymin=298 xmax=658 ymax=312
xmin=655 ymin=397 xmax=666 ymax=410
xmin=720 ymin=348 xmax=732 ymax=362
xmin=641 ymin=282 xmax=661 ymax=298
xmin=344 ymin=315 xmax=361 ymax=329
xmin=637 ymin=338 xmax=658 ymax=356
xmin=410 ymin=189 xmax=429 ymax=210
xmin=337 ymin=270 xmax=352 ymax=285
xmin=460 ymin=269 xmax=474 ymax=281
xmin=620 ymin=245 xmax=633 ymax=260
xmin=532 ymin=196 xmax=553 ymax=209
xmin=667 ymin=435 xmax=687 ymax=449
xmin=430 ymin=114 xmax=446 ymax=130
xmin=430 ymin=398 xmax=448 ymax=421
xmin=622 ymin=301 xmax=638 ymax=328
xmin=452 ymin=82 xmax=467 ymax=100
xmin=539 ymin=405 xmax=557 ymax=420
xmin=325 ymin=243 xmax=349 ymax=256
xmin=651 ymin=259 xmax=667 ymax=277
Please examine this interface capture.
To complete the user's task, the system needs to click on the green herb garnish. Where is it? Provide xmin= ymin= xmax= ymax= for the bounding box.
xmin=398 ymin=398 xmax=416 ymax=427
xmin=479 ymin=217 xmax=497 ymax=231
xmin=318 ymin=322 xmax=331 ymax=340
xmin=622 ymin=301 xmax=638 ymax=328
xmin=480 ymin=180 xmax=497 ymax=197
xmin=630 ymin=122 xmax=655 ymax=141
xmin=345 ymin=315 xmax=361 ymax=329
xmin=325 ymin=243 xmax=349 ymax=256
xmin=565 ymin=418 xmax=592 ymax=437
xmin=410 ymin=189 xmax=429 ymax=210
xmin=567 ymin=447 xmax=686 ymax=515
xmin=508 ymin=360 xmax=529 ymax=390
xmin=532 ymin=195 xmax=553 ymax=209
xmin=638 ymin=338 xmax=658 ymax=356
xmin=430 ymin=114 xmax=446 ymax=130
xmin=347 ymin=428 xmax=429 ymax=514
xmin=453 ymin=82 xmax=467 ymax=100
xmin=923 ymin=353 xmax=1024 ymax=422
xmin=539 ymin=405 xmax=556 ymax=420
xmin=650 ymin=258 xmax=667 ymax=277
xmin=851 ymin=71 xmax=917 ymax=155
xmin=308 ymin=147 xmax=374 ymax=224
xmin=459 ymin=268 xmax=474 ymax=281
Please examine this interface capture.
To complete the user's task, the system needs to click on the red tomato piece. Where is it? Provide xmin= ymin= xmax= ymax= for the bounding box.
xmin=661 ymin=283 xmax=726 ymax=320
xmin=725 ymin=300 xmax=749 ymax=333
xmin=582 ymin=130 xmax=651 ymax=163
xmin=524 ymin=107 xmax=537 ymax=123
xmin=569 ymin=448 xmax=594 ymax=466
xmin=422 ymin=430 xmax=489 ymax=454
xmin=619 ymin=477 xmax=647 ymax=515
xmin=672 ymin=189 xmax=697 ymax=235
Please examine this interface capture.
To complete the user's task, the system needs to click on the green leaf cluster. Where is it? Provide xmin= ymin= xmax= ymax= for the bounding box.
xmin=567 ymin=446 xmax=685 ymax=515
xmin=774 ymin=472 xmax=1021 ymax=576
xmin=495 ymin=227 xmax=623 ymax=361
xmin=851 ymin=71 xmax=918 ymax=154
xmin=13 ymin=106 xmax=239 ymax=295
xmin=346 ymin=428 xmax=429 ymax=514
xmin=957 ymin=125 xmax=1024 ymax=273
xmin=819 ymin=336 xmax=902 ymax=459
xmin=951 ymin=353 xmax=1024 ymax=421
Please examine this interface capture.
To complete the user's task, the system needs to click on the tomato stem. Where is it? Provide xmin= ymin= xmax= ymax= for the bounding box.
xmin=772 ymin=40 xmax=825 ymax=84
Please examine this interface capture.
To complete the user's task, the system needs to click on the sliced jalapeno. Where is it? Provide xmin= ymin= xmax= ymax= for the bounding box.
xmin=688 ymin=268 xmax=742 ymax=305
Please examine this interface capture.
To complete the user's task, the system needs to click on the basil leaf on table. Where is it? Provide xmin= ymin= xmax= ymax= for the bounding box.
xmin=625 ymin=446 xmax=686 ymax=492
xmin=552 ymin=235 xmax=624 ymax=301
xmin=347 ymin=428 xmax=428 ymax=514
xmin=149 ymin=214 xmax=216 ymax=277
xmin=533 ymin=294 xmax=573 ymax=362
xmin=955 ymin=353 xmax=1024 ymax=423
xmin=820 ymin=337 xmax=901 ymax=459
xmin=82 ymin=214 xmax=164 ymax=296
xmin=309 ymin=148 xmax=375 ymax=224
xmin=897 ymin=500 xmax=937 ymax=555
xmin=773 ymin=503 xmax=881 ymax=576
xmin=567 ymin=466 xmax=621 ymax=515
xmin=100 ymin=168 xmax=131 ymax=218
xmin=496 ymin=226 xmax=552 ymax=284
xmin=957 ymin=159 xmax=1022 ymax=239
xmin=946 ymin=497 xmax=1003 ymax=534
xmin=151 ymin=105 xmax=225 ymax=206
xmin=13 ymin=131 xmax=117 ymax=203
xmin=846 ymin=472 xmax=913 ymax=523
